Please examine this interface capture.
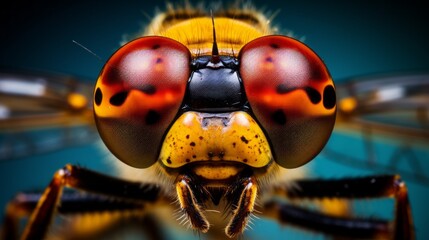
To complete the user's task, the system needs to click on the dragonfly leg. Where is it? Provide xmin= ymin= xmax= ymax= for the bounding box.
xmin=4 ymin=164 xmax=165 ymax=240
xmin=263 ymin=175 xmax=414 ymax=239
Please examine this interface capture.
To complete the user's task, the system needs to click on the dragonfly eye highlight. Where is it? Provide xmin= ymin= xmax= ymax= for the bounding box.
xmin=94 ymin=36 xmax=191 ymax=168
xmin=239 ymin=35 xmax=337 ymax=168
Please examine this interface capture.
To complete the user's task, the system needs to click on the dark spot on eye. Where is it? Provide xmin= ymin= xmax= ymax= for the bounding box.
xmin=185 ymin=159 xmax=190 ymax=163
xmin=145 ymin=110 xmax=161 ymax=125
xmin=186 ymin=135 xmax=190 ymax=139
xmin=310 ymin=65 xmax=324 ymax=80
xmin=102 ymin=68 xmax=120 ymax=84
xmin=94 ymin=88 xmax=102 ymax=106
xmin=109 ymin=91 xmax=128 ymax=106
xmin=323 ymin=85 xmax=336 ymax=109
xmin=232 ymin=142 xmax=236 ymax=148
xmin=166 ymin=157 xmax=172 ymax=164
xmin=240 ymin=136 xmax=249 ymax=144
xmin=199 ymin=136 xmax=204 ymax=140
xmin=156 ymin=58 xmax=163 ymax=63
xmin=152 ymin=44 xmax=160 ymax=49
xmin=192 ymin=155 xmax=197 ymax=159
xmin=190 ymin=142 xmax=196 ymax=147
xmin=243 ymin=159 xmax=248 ymax=163
xmin=265 ymin=57 xmax=273 ymax=62
xmin=140 ymin=84 xmax=156 ymax=95
xmin=276 ymin=84 xmax=296 ymax=94
xmin=271 ymin=109 xmax=287 ymax=125
xmin=305 ymin=87 xmax=322 ymax=104
xmin=270 ymin=43 xmax=279 ymax=49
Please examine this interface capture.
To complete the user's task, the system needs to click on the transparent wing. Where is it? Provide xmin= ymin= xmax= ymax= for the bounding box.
xmin=0 ymin=69 xmax=98 ymax=161
xmin=322 ymin=73 xmax=429 ymax=186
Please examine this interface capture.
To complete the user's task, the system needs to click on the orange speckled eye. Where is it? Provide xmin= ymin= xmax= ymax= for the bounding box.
xmin=94 ymin=36 xmax=191 ymax=168
xmin=239 ymin=35 xmax=336 ymax=168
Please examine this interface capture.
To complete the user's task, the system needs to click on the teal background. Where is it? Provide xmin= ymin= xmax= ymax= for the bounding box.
xmin=1 ymin=0 xmax=428 ymax=239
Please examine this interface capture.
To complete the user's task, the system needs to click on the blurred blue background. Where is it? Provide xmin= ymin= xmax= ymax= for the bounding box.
xmin=1 ymin=0 xmax=428 ymax=239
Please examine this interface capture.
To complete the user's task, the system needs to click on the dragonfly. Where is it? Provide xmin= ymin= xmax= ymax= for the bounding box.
xmin=1 ymin=70 xmax=428 ymax=184
xmin=1 ymin=2 xmax=428 ymax=240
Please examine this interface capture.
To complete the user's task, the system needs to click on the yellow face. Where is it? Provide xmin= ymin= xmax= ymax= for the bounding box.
xmin=93 ymin=9 xmax=336 ymax=180
xmin=159 ymin=111 xmax=272 ymax=180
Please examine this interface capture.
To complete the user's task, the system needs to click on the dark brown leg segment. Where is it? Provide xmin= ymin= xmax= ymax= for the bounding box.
xmin=175 ymin=174 xmax=210 ymax=233
xmin=3 ymin=191 xmax=147 ymax=240
xmin=11 ymin=164 xmax=162 ymax=240
xmin=264 ymin=201 xmax=390 ymax=238
xmin=266 ymin=175 xmax=414 ymax=239
xmin=225 ymin=176 xmax=257 ymax=238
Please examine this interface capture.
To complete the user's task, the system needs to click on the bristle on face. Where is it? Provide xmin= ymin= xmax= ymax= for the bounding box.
xmin=210 ymin=10 xmax=220 ymax=63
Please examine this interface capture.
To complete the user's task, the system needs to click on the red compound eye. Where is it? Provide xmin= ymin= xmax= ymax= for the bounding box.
xmin=239 ymin=35 xmax=336 ymax=168
xmin=94 ymin=36 xmax=191 ymax=168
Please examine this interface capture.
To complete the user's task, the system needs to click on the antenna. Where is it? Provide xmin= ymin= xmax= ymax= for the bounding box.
xmin=72 ymin=40 xmax=103 ymax=62
xmin=210 ymin=10 xmax=220 ymax=63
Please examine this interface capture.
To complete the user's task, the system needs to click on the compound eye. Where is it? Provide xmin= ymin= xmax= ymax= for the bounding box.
xmin=94 ymin=36 xmax=191 ymax=168
xmin=239 ymin=35 xmax=336 ymax=168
